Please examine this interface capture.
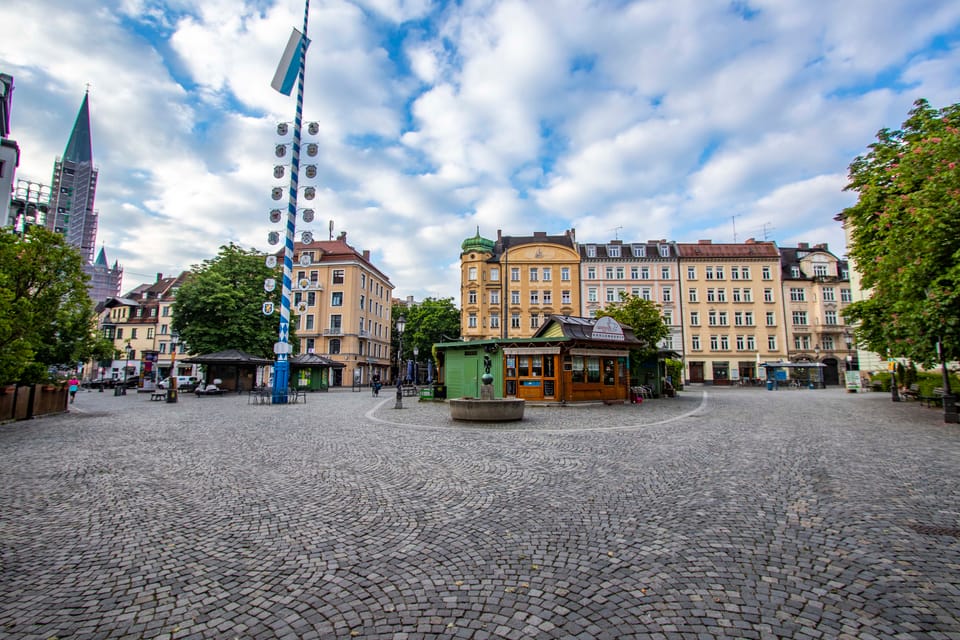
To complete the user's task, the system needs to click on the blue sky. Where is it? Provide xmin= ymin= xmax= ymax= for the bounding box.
xmin=2 ymin=0 xmax=959 ymax=303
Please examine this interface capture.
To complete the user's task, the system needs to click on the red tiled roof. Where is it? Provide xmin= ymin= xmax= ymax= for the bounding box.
xmin=675 ymin=241 xmax=779 ymax=258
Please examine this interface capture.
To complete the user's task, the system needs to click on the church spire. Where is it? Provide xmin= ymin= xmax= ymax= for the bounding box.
xmin=63 ymin=90 xmax=93 ymax=164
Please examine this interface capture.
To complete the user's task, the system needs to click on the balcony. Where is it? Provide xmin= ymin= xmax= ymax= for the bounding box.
xmin=323 ymin=327 xmax=344 ymax=336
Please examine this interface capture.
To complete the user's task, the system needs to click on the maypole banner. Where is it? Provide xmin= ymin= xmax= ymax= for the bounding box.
xmin=271 ymin=28 xmax=310 ymax=95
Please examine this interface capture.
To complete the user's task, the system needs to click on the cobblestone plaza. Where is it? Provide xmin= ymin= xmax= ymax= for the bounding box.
xmin=1 ymin=388 xmax=958 ymax=639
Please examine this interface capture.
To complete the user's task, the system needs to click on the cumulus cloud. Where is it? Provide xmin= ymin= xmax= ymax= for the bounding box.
xmin=2 ymin=0 xmax=959 ymax=304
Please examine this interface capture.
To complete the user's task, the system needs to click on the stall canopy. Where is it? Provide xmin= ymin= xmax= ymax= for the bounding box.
xmin=182 ymin=349 xmax=273 ymax=392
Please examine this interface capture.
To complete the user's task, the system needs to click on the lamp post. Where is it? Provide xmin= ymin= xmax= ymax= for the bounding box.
xmin=814 ymin=345 xmax=821 ymax=389
xmin=890 ymin=353 xmax=900 ymax=402
xmin=413 ymin=346 xmax=419 ymax=385
xmin=395 ymin=314 xmax=405 ymax=409
xmin=167 ymin=331 xmax=179 ymax=403
xmin=123 ymin=344 xmax=133 ymax=395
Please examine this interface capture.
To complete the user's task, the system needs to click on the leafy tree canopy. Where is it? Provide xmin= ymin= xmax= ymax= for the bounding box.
xmin=172 ymin=243 xmax=291 ymax=359
xmin=842 ymin=99 xmax=960 ymax=365
xmin=0 ymin=226 xmax=108 ymax=384
xmin=392 ymin=297 xmax=461 ymax=363
xmin=596 ymin=292 xmax=670 ymax=358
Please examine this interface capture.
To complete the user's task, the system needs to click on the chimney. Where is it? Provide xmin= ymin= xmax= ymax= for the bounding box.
xmin=156 ymin=272 xmax=163 ymax=282
xmin=566 ymin=228 xmax=576 ymax=242
xmin=497 ymin=229 xmax=503 ymax=241
xmin=533 ymin=231 xmax=546 ymax=237
xmin=798 ymin=242 xmax=809 ymax=250
xmin=698 ymin=240 xmax=712 ymax=245
xmin=745 ymin=238 xmax=756 ymax=244
xmin=337 ymin=231 xmax=347 ymax=242
xmin=362 ymin=249 xmax=370 ymax=261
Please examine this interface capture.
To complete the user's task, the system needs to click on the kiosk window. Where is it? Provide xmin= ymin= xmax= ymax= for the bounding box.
xmin=603 ymin=358 xmax=616 ymax=385
xmin=572 ymin=356 xmax=585 ymax=383
xmin=518 ymin=356 xmax=529 ymax=377
xmin=506 ymin=356 xmax=516 ymax=377
xmin=544 ymin=356 xmax=555 ymax=377
xmin=531 ymin=356 xmax=543 ymax=376
xmin=587 ymin=358 xmax=601 ymax=383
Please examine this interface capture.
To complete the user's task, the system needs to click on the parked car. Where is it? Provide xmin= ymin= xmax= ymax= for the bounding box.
xmin=83 ymin=377 xmax=117 ymax=390
xmin=157 ymin=376 xmax=199 ymax=392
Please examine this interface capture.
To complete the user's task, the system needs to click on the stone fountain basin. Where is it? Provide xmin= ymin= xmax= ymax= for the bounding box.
xmin=449 ymin=397 xmax=525 ymax=422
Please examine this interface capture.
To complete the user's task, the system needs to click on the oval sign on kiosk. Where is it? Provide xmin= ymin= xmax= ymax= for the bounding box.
xmin=592 ymin=316 xmax=625 ymax=341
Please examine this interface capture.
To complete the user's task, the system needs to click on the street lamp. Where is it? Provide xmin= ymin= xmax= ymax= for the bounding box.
xmin=937 ymin=337 xmax=958 ymax=423
xmin=814 ymin=345 xmax=821 ymax=389
xmin=123 ymin=343 xmax=133 ymax=395
xmin=413 ymin=346 xmax=419 ymax=385
xmin=395 ymin=314 xmax=405 ymax=409
xmin=167 ymin=331 xmax=179 ymax=403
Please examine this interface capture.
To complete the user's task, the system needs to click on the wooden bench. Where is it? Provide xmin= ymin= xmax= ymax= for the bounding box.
xmin=920 ymin=388 xmax=945 ymax=408
xmin=901 ymin=383 xmax=921 ymax=400
xmin=150 ymin=392 xmax=165 ymax=401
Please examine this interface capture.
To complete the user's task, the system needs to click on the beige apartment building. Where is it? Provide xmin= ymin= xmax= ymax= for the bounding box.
xmin=677 ymin=240 xmax=789 ymax=384
xmin=291 ymin=234 xmax=394 ymax=386
xmin=580 ymin=239 xmax=682 ymax=353
xmin=96 ymin=272 xmax=193 ymax=384
xmin=779 ymin=243 xmax=855 ymax=386
xmin=460 ymin=229 xmax=580 ymax=339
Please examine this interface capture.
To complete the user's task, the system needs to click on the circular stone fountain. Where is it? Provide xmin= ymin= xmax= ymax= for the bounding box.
xmin=449 ymin=356 xmax=525 ymax=422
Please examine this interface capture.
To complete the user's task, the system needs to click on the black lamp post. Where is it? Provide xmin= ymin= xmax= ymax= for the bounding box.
xmin=413 ymin=346 xmax=419 ymax=385
xmin=814 ymin=345 xmax=821 ymax=389
xmin=890 ymin=353 xmax=900 ymax=402
xmin=937 ymin=338 xmax=958 ymax=423
xmin=166 ymin=331 xmax=179 ymax=403
xmin=123 ymin=344 xmax=133 ymax=395
xmin=395 ymin=314 xmax=405 ymax=409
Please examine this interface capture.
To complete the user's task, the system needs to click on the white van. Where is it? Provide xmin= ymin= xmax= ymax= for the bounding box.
xmin=157 ymin=375 xmax=199 ymax=391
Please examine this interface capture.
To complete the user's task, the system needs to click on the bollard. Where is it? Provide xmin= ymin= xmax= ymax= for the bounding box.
xmin=395 ymin=385 xmax=403 ymax=409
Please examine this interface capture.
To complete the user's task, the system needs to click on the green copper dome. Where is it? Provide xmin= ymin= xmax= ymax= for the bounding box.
xmin=461 ymin=228 xmax=495 ymax=254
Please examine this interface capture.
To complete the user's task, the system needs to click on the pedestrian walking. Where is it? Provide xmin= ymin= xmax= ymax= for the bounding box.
xmin=68 ymin=377 xmax=79 ymax=403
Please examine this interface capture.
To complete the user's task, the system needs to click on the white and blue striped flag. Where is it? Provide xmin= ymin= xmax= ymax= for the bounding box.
xmin=271 ymin=28 xmax=310 ymax=95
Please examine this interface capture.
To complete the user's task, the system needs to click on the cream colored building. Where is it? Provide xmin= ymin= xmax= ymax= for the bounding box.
xmin=779 ymin=243 xmax=855 ymax=386
xmin=96 ymin=272 xmax=193 ymax=384
xmin=677 ymin=240 xmax=788 ymax=384
xmin=291 ymin=234 xmax=394 ymax=386
xmin=580 ymin=239 xmax=682 ymax=353
xmin=460 ymin=229 xmax=580 ymax=340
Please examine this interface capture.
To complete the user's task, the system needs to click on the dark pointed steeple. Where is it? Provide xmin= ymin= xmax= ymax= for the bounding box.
xmin=63 ymin=90 xmax=93 ymax=164
xmin=95 ymin=247 xmax=108 ymax=266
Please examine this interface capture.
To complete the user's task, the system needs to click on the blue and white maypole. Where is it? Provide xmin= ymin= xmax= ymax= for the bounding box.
xmin=270 ymin=0 xmax=311 ymax=403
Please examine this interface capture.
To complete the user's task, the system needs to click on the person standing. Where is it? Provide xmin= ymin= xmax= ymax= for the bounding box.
xmin=68 ymin=377 xmax=79 ymax=403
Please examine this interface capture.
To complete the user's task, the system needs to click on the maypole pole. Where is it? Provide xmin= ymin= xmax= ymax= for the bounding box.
xmin=272 ymin=0 xmax=311 ymax=404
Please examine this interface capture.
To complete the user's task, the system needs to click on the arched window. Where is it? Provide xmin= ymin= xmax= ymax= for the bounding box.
xmin=329 ymin=339 xmax=341 ymax=355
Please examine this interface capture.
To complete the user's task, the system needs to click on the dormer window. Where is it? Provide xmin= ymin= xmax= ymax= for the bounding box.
xmin=659 ymin=244 xmax=670 ymax=257
xmin=586 ymin=245 xmax=596 ymax=258
xmin=791 ymin=266 xmax=801 ymax=278
xmin=607 ymin=245 xmax=621 ymax=258
xmin=632 ymin=244 xmax=645 ymax=258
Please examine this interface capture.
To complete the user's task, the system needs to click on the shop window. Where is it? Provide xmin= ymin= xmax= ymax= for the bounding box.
xmin=572 ymin=356 xmax=584 ymax=383
xmin=587 ymin=357 xmax=601 ymax=383
xmin=603 ymin=358 xmax=615 ymax=385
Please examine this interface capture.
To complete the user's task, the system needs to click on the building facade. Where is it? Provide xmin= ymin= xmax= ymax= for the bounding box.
xmin=460 ymin=229 xmax=580 ymax=340
xmin=676 ymin=240 xmax=789 ymax=384
xmin=580 ymin=239 xmax=682 ymax=352
xmin=290 ymin=233 xmax=394 ymax=387
xmin=0 ymin=73 xmax=18 ymax=228
xmin=96 ymin=272 xmax=193 ymax=384
xmin=779 ymin=243 xmax=855 ymax=386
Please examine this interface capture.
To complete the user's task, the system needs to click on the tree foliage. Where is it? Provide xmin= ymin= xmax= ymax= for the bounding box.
xmin=172 ymin=243 xmax=290 ymax=358
xmin=391 ymin=297 xmax=461 ymax=363
xmin=596 ymin=292 xmax=670 ymax=358
xmin=0 ymin=226 xmax=108 ymax=384
xmin=842 ymin=99 xmax=960 ymax=365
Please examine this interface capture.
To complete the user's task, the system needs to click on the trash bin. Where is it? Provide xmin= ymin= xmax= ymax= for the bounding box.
xmin=419 ymin=387 xmax=434 ymax=400
xmin=766 ymin=379 xmax=774 ymax=391
xmin=114 ymin=386 xmax=123 ymax=396
xmin=166 ymin=388 xmax=178 ymax=403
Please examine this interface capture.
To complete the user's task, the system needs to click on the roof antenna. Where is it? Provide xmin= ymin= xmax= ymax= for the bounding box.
xmin=610 ymin=226 xmax=623 ymax=240
xmin=329 ymin=220 xmax=334 ymax=241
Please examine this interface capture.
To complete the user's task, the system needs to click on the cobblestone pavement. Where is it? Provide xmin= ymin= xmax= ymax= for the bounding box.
xmin=1 ymin=387 xmax=958 ymax=639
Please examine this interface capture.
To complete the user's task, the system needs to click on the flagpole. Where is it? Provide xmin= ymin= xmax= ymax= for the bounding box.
xmin=273 ymin=0 xmax=310 ymax=404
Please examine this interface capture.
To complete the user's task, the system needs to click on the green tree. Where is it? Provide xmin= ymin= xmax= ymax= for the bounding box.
xmin=0 ymin=226 xmax=108 ymax=384
xmin=172 ymin=243 xmax=291 ymax=358
xmin=392 ymin=297 xmax=461 ymax=364
xmin=596 ymin=292 xmax=670 ymax=358
xmin=842 ymin=99 xmax=960 ymax=365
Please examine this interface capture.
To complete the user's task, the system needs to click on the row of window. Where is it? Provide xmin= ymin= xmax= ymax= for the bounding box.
xmin=788 ymin=286 xmax=847 ymax=302
xmin=109 ymin=305 xmax=172 ymax=320
xmin=584 ymin=244 xmax=671 ymax=258
xmin=300 ymin=313 xmax=389 ymax=340
xmin=301 ymin=337 xmax=382 ymax=358
xmin=293 ymin=268 xmax=390 ymax=300
xmin=791 ymin=310 xmax=841 ymax=325
xmin=466 ymin=266 xmax=573 ymax=282
xmin=468 ymin=290 xmax=574 ymax=305
xmin=585 ymin=265 xmax=673 ymax=280
xmin=690 ymin=335 xmax=774 ymax=351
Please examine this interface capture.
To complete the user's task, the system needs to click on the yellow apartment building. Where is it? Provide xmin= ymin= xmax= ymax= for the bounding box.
xmin=580 ymin=239 xmax=682 ymax=353
xmin=779 ymin=243 xmax=855 ymax=386
xmin=291 ymin=233 xmax=394 ymax=386
xmin=677 ymin=240 xmax=789 ymax=384
xmin=460 ymin=229 xmax=580 ymax=339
